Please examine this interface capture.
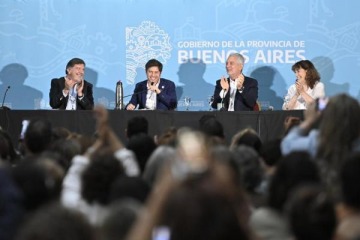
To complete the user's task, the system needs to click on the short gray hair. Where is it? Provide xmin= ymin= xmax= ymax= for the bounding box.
xmin=228 ymin=53 xmax=245 ymax=65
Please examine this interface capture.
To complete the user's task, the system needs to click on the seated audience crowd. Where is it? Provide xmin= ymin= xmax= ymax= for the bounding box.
xmin=1 ymin=92 xmax=360 ymax=240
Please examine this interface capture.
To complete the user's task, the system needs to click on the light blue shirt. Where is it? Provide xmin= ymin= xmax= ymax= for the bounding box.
xmin=281 ymin=126 xmax=319 ymax=157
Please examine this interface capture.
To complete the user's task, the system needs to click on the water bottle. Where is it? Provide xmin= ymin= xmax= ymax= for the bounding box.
xmin=115 ymin=80 xmax=123 ymax=109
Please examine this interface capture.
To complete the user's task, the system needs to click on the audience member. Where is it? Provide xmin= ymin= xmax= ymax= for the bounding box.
xmin=336 ymin=153 xmax=360 ymax=239
xmin=258 ymin=138 xmax=282 ymax=194
xmin=100 ymin=200 xmax=142 ymax=240
xmin=51 ymin=126 xmax=72 ymax=141
xmin=0 ymin=129 xmax=20 ymax=164
xmin=143 ymin=145 xmax=176 ymax=186
xmin=250 ymin=151 xmax=321 ymax=240
xmin=283 ymin=59 xmax=325 ymax=110
xmin=211 ymin=53 xmax=258 ymax=111
xmin=230 ymin=127 xmax=262 ymax=153
xmin=231 ymin=145 xmax=265 ymax=208
xmin=127 ymin=163 xmax=253 ymax=240
xmin=0 ymin=166 xmax=24 ymax=240
xmin=155 ymin=127 xmax=177 ymax=146
xmin=23 ymin=119 xmax=52 ymax=156
xmin=126 ymin=133 xmax=157 ymax=173
xmin=11 ymin=157 xmax=63 ymax=213
xmin=125 ymin=116 xmax=149 ymax=139
xmin=46 ymin=138 xmax=82 ymax=171
xmin=281 ymin=93 xmax=360 ymax=193
xmin=49 ymin=58 xmax=94 ymax=110
xmin=109 ymin=176 xmax=151 ymax=204
xmin=198 ymin=114 xmax=226 ymax=145
xmin=15 ymin=203 xmax=96 ymax=240
xmin=286 ymin=184 xmax=336 ymax=240
xmin=61 ymin=106 xmax=139 ymax=225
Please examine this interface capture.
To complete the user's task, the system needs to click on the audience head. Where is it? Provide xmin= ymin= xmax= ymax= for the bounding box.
xmin=286 ymin=184 xmax=336 ymax=240
xmin=0 ymin=129 xmax=19 ymax=164
xmin=81 ymin=149 xmax=125 ymax=205
xmin=109 ymin=176 xmax=151 ymax=204
xmin=259 ymin=138 xmax=282 ymax=167
xmin=268 ymin=151 xmax=320 ymax=212
xmin=0 ymin=167 xmax=24 ymax=240
xmin=126 ymin=116 xmax=148 ymax=139
xmin=47 ymin=138 xmax=81 ymax=171
xmin=11 ymin=157 xmax=63 ymax=212
xmin=230 ymin=128 xmax=262 ymax=153
xmin=199 ymin=114 xmax=225 ymax=141
xmin=51 ymin=126 xmax=72 ymax=141
xmin=291 ymin=60 xmax=320 ymax=88
xmin=100 ymin=200 xmax=142 ymax=240
xmin=126 ymin=133 xmax=157 ymax=173
xmin=340 ymin=153 xmax=360 ymax=210
xmin=231 ymin=145 xmax=263 ymax=193
xmin=143 ymin=145 xmax=176 ymax=186
xmin=24 ymin=119 xmax=52 ymax=155
xmin=156 ymin=127 xmax=177 ymax=146
xmin=159 ymin=168 xmax=251 ymax=240
xmin=15 ymin=203 xmax=95 ymax=240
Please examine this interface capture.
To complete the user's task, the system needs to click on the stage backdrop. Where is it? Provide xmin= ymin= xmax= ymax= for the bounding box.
xmin=0 ymin=0 xmax=359 ymax=110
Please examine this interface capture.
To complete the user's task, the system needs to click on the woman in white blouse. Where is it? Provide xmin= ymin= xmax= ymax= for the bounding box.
xmin=283 ymin=60 xmax=325 ymax=110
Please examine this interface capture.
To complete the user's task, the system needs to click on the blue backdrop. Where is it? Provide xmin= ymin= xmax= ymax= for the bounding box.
xmin=1 ymin=0 xmax=359 ymax=110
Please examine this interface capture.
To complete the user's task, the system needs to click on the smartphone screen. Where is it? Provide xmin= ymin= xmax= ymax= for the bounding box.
xmin=152 ymin=226 xmax=170 ymax=240
xmin=317 ymin=97 xmax=328 ymax=111
xmin=20 ymin=119 xmax=30 ymax=140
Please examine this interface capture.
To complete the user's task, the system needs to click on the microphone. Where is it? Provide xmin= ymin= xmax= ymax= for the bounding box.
xmin=0 ymin=86 xmax=10 ymax=110
xmin=122 ymin=81 xmax=155 ymax=110
xmin=123 ymin=81 xmax=155 ymax=100
xmin=123 ymin=88 xmax=148 ymax=99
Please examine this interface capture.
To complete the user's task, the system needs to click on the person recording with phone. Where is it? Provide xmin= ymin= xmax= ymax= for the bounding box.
xmin=126 ymin=59 xmax=177 ymax=110
xmin=283 ymin=60 xmax=325 ymax=110
xmin=281 ymin=93 xmax=360 ymax=194
xmin=211 ymin=53 xmax=258 ymax=111
xmin=49 ymin=58 xmax=94 ymax=110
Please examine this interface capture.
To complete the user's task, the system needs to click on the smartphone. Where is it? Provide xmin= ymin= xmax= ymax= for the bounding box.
xmin=152 ymin=226 xmax=170 ymax=240
xmin=316 ymin=97 xmax=328 ymax=111
xmin=19 ymin=119 xmax=30 ymax=140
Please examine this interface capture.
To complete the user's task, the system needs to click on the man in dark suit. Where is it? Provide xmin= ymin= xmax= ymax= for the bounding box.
xmin=126 ymin=59 xmax=177 ymax=110
xmin=211 ymin=53 xmax=258 ymax=111
xmin=49 ymin=58 xmax=94 ymax=110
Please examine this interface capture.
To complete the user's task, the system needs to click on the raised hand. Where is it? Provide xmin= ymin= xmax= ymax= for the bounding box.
xmin=76 ymin=78 xmax=84 ymax=96
xmin=220 ymin=76 xmax=229 ymax=91
xmin=235 ymin=74 xmax=245 ymax=89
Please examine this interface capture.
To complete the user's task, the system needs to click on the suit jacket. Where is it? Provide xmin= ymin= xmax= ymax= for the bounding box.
xmin=211 ymin=76 xmax=258 ymax=111
xmin=49 ymin=77 xmax=94 ymax=110
xmin=127 ymin=78 xmax=177 ymax=110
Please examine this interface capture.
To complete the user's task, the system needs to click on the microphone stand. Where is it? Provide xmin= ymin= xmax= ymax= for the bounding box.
xmin=122 ymin=82 xmax=154 ymax=110
xmin=0 ymin=86 xmax=10 ymax=110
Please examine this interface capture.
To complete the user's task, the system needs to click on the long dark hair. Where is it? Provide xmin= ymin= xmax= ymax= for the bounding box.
xmin=292 ymin=60 xmax=320 ymax=89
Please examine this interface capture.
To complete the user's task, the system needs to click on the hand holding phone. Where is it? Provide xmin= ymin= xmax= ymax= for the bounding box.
xmin=20 ymin=119 xmax=30 ymax=140
xmin=316 ymin=97 xmax=328 ymax=111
